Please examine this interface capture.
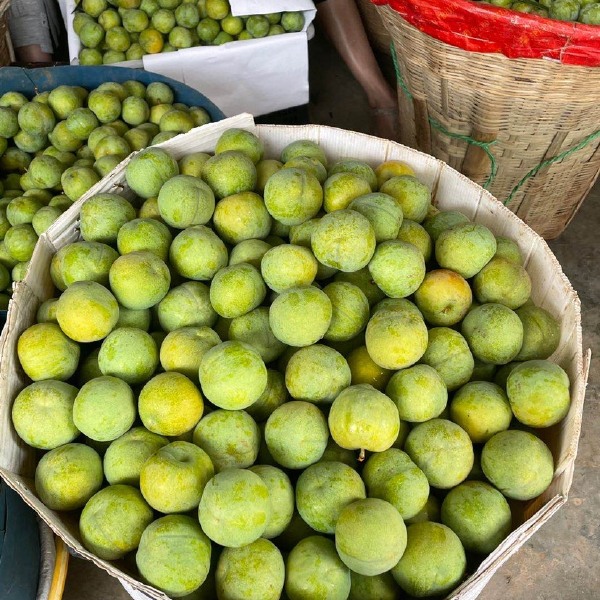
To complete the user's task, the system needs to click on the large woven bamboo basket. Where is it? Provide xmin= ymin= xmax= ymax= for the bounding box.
xmin=376 ymin=4 xmax=600 ymax=239
xmin=0 ymin=0 xmax=14 ymax=67
xmin=355 ymin=0 xmax=391 ymax=55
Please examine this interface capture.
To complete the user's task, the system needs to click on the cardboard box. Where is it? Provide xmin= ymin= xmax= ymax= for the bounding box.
xmin=58 ymin=0 xmax=316 ymax=117
xmin=0 ymin=115 xmax=590 ymax=600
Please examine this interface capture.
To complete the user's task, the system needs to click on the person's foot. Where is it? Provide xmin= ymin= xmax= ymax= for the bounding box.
xmin=372 ymin=106 xmax=400 ymax=142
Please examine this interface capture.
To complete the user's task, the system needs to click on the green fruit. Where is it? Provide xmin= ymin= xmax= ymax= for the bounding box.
xmin=228 ymin=306 xmax=286 ymax=363
xmin=322 ymin=281 xmax=369 ymax=342
xmin=198 ymin=468 xmax=270 ymax=547
xmin=281 ymin=11 xmax=305 ymax=31
xmin=213 ymin=192 xmax=271 ymax=244
xmin=515 ymin=304 xmax=560 ymax=361
xmin=473 ymin=257 xmax=532 ymax=309
xmin=349 ymin=571 xmax=401 ymax=600
xmin=380 ymin=175 xmax=431 ymax=222
xmin=157 ymin=174 xmax=215 ymax=228
xmin=246 ymin=369 xmax=288 ymax=422
xmin=60 ymin=166 xmax=101 ymax=201
xmin=550 ymin=0 xmax=579 ymax=19
xmin=494 ymin=235 xmax=523 ymax=264
xmin=125 ymin=146 xmax=179 ymax=198
xmin=12 ymin=380 xmax=79 ymax=450
xmin=482 ymin=429 xmax=554 ymax=500
xmin=56 ymin=241 xmax=119 ymax=287
xmin=4 ymin=223 xmax=37 ymax=262
xmin=157 ymin=281 xmax=216 ymax=331
xmin=335 ymin=498 xmax=407 ymax=576
xmin=246 ymin=15 xmax=270 ymax=37
xmin=261 ymin=243 xmax=317 ymax=292
xmin=136 ymin=515 xmax=212 ymax=597
xmin=285 ymin=536 xmax=350 ymax=600
xmin=391 ymin=522 xmax=466 ymax=597
xmin=202 ymin=150 xmax=257 ymax=199
xmin=296 ymin=461 xmax=366 ymax=534
xmin=324 ymin=172 xmax=372 ymax=212
xmin=209 ymin=263 xmax=266 ymax=318
xmin=348 ymin=192 xmax=403 ymax=241
xmin=170 ymin=224 xmax=228 ymax=280
xmin=6 ymin=196 xmax=44 ymax=226
xmin=32 ymin=206 xmax=63 ymax=235
xmin=117 ymin=217 xmax=172 ymax=260
xmin=18 ymin=102 xmax=56 ymax=136
xmin=215 ymin=128 xmax=264 ymax=164
xmin=35 ymin=443 xmax=103 ymax=510
xmin=0 ymin=106 xmax=19 ymax=137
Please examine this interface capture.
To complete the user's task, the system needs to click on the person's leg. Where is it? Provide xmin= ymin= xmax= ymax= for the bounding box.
xmin=316 ymin=0 xmax=398 ymax=139
xmin=8 ymin=0 xmax=56 ymax=63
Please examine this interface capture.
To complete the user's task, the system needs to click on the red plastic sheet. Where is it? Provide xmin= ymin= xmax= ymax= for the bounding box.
xmin=373 ymin=0 xmax=600 ymax=66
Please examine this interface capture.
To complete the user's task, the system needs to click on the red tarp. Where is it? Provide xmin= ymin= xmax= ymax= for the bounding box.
xmin=373 ymin=0 xmax=600 ymax=66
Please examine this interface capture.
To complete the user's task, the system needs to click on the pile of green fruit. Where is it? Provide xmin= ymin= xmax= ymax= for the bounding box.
xmin=481 ymin=0 xmax=600 ymax=24
xmin=0 ymin=80 xmax=211 ymax=297
xmin=74 ymin=0 xmax=306 ymax=65
xmin=12 ymin=127 xmax=571 ymax=599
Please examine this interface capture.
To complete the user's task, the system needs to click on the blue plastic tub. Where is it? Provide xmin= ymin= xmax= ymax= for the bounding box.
xmin=0 ymin=65 xmax=225 ymax=122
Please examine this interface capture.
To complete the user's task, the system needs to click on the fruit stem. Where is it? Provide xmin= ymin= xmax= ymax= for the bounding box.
xmin=358 ymin=448 xmax=366 ymax=462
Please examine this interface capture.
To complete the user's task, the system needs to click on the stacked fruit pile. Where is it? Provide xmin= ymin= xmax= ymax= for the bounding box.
xmin=0 ymin=80 xmax=211 ymax=296
xmin=12 ymin=128 xmax=570 ymax=599
xmin=73 ymin=0 xmax=306 ymax=65
xmin=481 ymin=0 xmax=600 ymax=23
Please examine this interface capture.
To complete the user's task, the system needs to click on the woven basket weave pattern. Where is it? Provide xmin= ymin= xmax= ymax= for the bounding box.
xmin=356 ymin=0 xmax=392 ymax=55
xmin=378 ymin=4 xmax=600 ymax=239
xmin=0 ymin=0 xmax=12 ymax=67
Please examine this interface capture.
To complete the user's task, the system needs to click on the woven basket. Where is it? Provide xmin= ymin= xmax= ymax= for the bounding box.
xmin=355 ymin=0 xmax=392 ymax=55
xmin=0 ymin=0 xmax=13 ymax=67
xmin=376 ymin=5 xmax=600 ymax=239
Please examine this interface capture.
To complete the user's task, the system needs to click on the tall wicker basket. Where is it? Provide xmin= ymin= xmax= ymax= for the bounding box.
xmin=0 ymin=0 xmax=13 ymax=67
xmin=355 ymin=0 xmax=392 ymax=55
xmin=377 ymin=4 xmax=600 ymax=239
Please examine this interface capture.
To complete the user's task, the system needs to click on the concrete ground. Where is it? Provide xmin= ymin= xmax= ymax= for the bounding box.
xmin=62 ymin=31 xmax=600 ymax=600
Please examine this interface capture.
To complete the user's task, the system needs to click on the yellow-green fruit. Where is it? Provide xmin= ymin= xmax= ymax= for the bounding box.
xmin=103 ymin=426 xmax=168 ymax=486
xmin=423 ymin=210 xmax=469 ymax=243
xmin=285 ymin=344 xmax=351 ymax=404
xmin=136 ymin=515 xmax=212 ymax=597
xmin=11 ymin=380 xmax=79 ymax=449
xmin=280 ymin=139 xmax=328 ymax=168
xmin=179 ymin=151 xmax=211 ymax=177
xmin=199 ymin=340 xmax=267 ymax=410
xmin=296 ymin=461 xmax=366 ymax=534
xmin=248 ymin=464 xmax=294 ymax=538
xmin=365 ymin=306 xmax=428 ymax=370
xmin=4 ymin=223 xmax=37 ymax=262
xmin=386 ymin=364 xmax=447 ymax=423
xmin=515 ymin=305 xmax=560 ymax=361
xmin=198 ymin=468 xmax=270 ymax=547
xmin=73 ymin=375 xmax=136 ymax=441
xmin=346 ymin=345 xmax=392 ymax=390
xmin=285 ymin=536 xmax=350 ymax=600
xmin=216 ymin=538 xmax=284 ymax=600
xmin=35 ymin=443 xmax=103 ymax=510
xmin=0 ymin=106 xmax=19 ymax=138
xmin=462 ymin=303 xmax=524 ymax=365
xmin=335 ymin=267 xmax=385 ymax=306
xmin=87 ymin=90 xmax=121 ymax=123
xmin=368 ymin=240 xmax=426 ymax=298
xmin=17 ymin=322 xmax=80 ymax=381
xmin=348 ymin=192 xmax=403 ymax=241
xmin=228 ymin=306 xmax=286 ymax=363
xmin=117 ymin=217 xmax=172 ymax=261
xmin=473 ymin=256 xmax=532 ymax=309
xmin=261 ymin=244 xmax=317 ymax=292
xmin=335 ymin=498 xmax=407 ymax=576
xmin=215 ymin=128 xmax=264 ymax=164
xmin=450 ymin=381 xmax=512 ymax=443
xmin=139 ymin=371 xmax=204 ymax=435
xmin=32 ymin=206 xmax=63 ymax=235
xmin=170 ymin=224 xmax=228 ymax=280
xmin=420 ymin=327 xmax=474 ymax=391
xmin=311 ymin=209 xmax=376 ymax=272
xmin=60 ymin=166 xmax=101 ymax=201
xmin=56 ymin=280 xmax=119 ymax=343
xmin=157 ymin=281 xmax=216 ymax=331
xmin=159 ymin=325 xmax=220 ymax=382
xmin=263 ymin=167 xmax=323 ymax=226
xmin=379 ymin=175 xmax=431 ymax=222
xmin=405 ymin=419 xmax=474 ymax=489
xmin=159 ymin=108 xmax=195 ymax=132
xmin=36 ymin=298 xmax=59 ymax=324
xmin=349 ymin=571 xmax=400 ymax=600
xmin=14 ymin=130 xmax=48 ymax=153
xmin=322 ymin=281 xmax=369 ymax=342
xmin=98 ymin=326 xmax=158 ymax=384
xmin=414 ymin=269 xmax=472 ymax=326
xmin=324 ymin=172 xmax=372 ymax=212
xmin=391 ymin=522 xmax=466 ymax=597
xmin=92 ymin=134 xmax=130 ymax=161
xmin=18 ymin=102 xmax=56 ymax=136
xmin=481 ymin=429 xmax=554 ymax=500
xmin=269 ymin=286 xmax=332 ymax=347
xmin=28 ymin=155 xmax=65 ymax=189
xmin=441 ymin=481 xmax=512 ymax=554
xmin=435 ymin=222 xmax=497 ymax=278
xmin=256 ymin=159 xmax=283 ymax=193
xmin=506 ymin=359 xmax=570 ymax=427
xmin=192 ymin=409 xmax=259 ymax=471
xmin=7 ymin=196 xmax=44 ymax=226
xmin=329 ymin=384 xmax=399 ymax=452
xmin=57 ymin=241 xmax=119 ymax=287
xmin=125 ymin=146 xmax=180 ymax=199
xmin=246 ymin=369 xmax=288 ymax=422
xmin=209 ymin=263 xmax=266 ymax=318
xmin=405 ymin=494 xmax=440 ymax=525
xmin=202 ymin=150 xmax=257 ymax=199
xmin=140 ymin=441 xmax=214 ymax=512
xmin=494 ymin=235 xmax=523 ymax=264
xmin=363 ymin=449 xmax=429 ymax=520
xmin=146 ymin=81 xmax=175 ymax=106
xmin=213 ymin=191 xmax=271 ymax=244
xmin=283 ymin=156 xmax=328 ymax=184
xmin=158 ymin=175 xmax=215 ymax=229
xmin=109 ymin=250 xmax=171 ymax=309
xmin=329 ymin=159 xmax=377 ymax=191
xmin=80 ymin=485 xmax=154 ymax=560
